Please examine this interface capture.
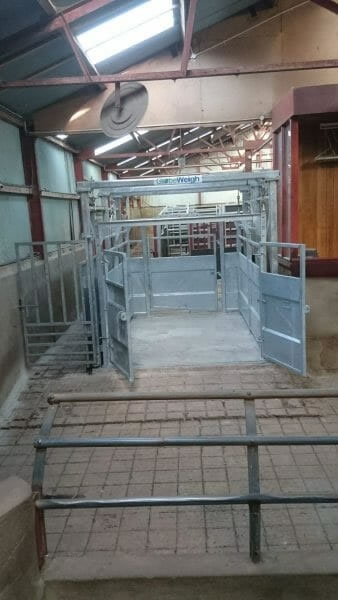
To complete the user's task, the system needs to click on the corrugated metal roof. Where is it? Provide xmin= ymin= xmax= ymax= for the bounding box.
xmin=0 ymin=0 xmax=46 ymax=41
xmin=0 ymin=0 xmax=271 ymax=118
xmin=194 ymin=0 xmax=261 ymax=32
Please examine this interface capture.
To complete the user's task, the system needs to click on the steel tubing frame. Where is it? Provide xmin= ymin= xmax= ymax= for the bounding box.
xmin=33 ymin=388 xmax=338 ymax=566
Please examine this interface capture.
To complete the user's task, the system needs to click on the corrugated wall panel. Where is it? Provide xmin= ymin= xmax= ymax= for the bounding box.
xmin=42 ymin=198 xmax=72 ymax=242
xmin=83 ymin=161 xmax=102 ymax=181
xmin=0 ymin=120 xmax=25 ymax=185
xmin=35 ymin=139 xmax=76 ymax=193
xmin=0 ymin=195 xmax=31 ymax=265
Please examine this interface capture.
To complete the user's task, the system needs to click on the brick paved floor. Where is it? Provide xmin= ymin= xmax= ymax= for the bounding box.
xmin=1 ymin=362 xmax=338 ymax=560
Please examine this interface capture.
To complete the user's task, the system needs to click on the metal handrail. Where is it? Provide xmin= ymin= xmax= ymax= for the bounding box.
xmin=32 ymin=389 xmax=338 ymax=566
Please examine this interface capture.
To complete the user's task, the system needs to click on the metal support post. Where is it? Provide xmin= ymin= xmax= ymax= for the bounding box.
xmin=219 ymin=223 xmax=226 ymax=311
xmin=141 ymin=227 xmax=151 ymax=315
xmin=245 ymin=399 xmax=261 ymax=562
xmin=32 ymin=405 xmax=57 ymax=568
xmin=268 ymin=180 xmax=278 ymax=273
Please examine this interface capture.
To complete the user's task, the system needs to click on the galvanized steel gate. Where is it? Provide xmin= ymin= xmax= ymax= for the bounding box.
xmin=16 ymin=240 xmax=100 ymax=369
xmin=104 ymin=248 xmax=133 ymax=382
xmin=236 ymin=235 xmax=307 ymax=375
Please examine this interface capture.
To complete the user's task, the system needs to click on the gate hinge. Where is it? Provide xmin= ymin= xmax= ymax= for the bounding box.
xmin=305 ymin=304 xmax=310 ymax=314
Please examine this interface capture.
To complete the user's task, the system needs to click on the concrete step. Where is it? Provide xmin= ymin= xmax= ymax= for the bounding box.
xmin=43 ymin=551 xmax=338 ymax=600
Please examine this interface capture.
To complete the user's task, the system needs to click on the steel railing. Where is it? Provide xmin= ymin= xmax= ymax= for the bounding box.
xmin=32 ymin=388 xmax=338 ymax=566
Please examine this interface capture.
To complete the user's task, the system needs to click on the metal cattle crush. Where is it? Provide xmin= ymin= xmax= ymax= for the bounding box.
xmin=77 ymin=170 xmax=307 ymax=381
xmin=15 ymin=170 xmax=308 ymax=378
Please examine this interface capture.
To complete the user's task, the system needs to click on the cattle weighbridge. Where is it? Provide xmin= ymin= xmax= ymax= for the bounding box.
xmin=76 ymin=170 xmax=307 ymax=381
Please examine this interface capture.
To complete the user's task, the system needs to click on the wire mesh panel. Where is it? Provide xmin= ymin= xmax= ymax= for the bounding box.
xmin=16 ymin=240 xmax=100 ymax=369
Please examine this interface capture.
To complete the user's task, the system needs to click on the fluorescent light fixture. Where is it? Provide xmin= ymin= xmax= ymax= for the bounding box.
xmin=169 ymin=146 xmax=179 ymax=153
xmin=135 ymin=160 xmax=150 ymax=168
xmin=149 ymin=139 xmax=171 ymax=150
xmin=56 ymin=134 xmax=68 ymax=140
xmin=117 ymin=156 xmax=137 ymax=166
xmin=189 ymin=127 xmax=200 ymax=133
xmin=141 ymin=168 xmax=155 ymax=177
xmin=198 ymin=130 xmax=213 ymax=139
xmin=184 ymin=136 xmax=199 ymax=145
xmin=77 ymin=0 xmax=174 ymax=65
xmin=94 ymin=134 xmax=132 ymax=156
xmin=94 ymin=130 xmax=148 ymax=156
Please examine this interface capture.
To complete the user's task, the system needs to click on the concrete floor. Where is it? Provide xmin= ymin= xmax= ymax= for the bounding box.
xmin=2 ymin=361 xmax=338 ymax=565
xmin=131 ymin=311 xmax=262 ymax=368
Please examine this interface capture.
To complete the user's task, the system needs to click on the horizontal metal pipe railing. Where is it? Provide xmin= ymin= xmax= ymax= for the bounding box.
xmin=48 ymin=388 xmax=338 ymax=404
xmin=35 ymin=434 xmax=338 ymax=449
xmin=33 ymin=388 xmax=338 ymax=567
xmin=36 ymin=493 xmax=338 ymax=511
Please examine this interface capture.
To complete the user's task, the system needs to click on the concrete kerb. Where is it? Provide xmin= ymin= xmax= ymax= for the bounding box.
xmin=43 ymin=551 xmax=338 ymax=600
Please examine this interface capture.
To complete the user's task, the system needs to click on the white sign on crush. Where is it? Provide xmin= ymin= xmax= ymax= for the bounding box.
xmin=154 ymin=175 xmax=202 ymax=186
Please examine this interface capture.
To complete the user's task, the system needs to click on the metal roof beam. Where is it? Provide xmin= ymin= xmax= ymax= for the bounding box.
xmin=80 ymin=146 xmax=218 ymax=161
xmin=181 ymin=0 xmax=198 ymax=76
xmin=46 ymin=0 xmax=123 ymax=33
xmin=1 ymin=59 xmax=337 ymax=88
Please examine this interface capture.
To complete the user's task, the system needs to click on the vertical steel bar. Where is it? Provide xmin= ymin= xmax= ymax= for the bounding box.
xmin=57 ymin=244 xmax=67 ymax=322
xmin=43 ymin=244 xmax=54 ymax=323
xmin=157 ymin=225 xmax=162 ymax=257
xmin=122 ymin=252 xmax=134 ymax=383
xmin=16 ymin=244 xmax=31 ymax=366
xmin=30 ymin=244 xmax=41 ymax=323
xmin=80 ymin=191 xmax=91 ymax=237
xmin=269 ymin=181 xmax=279 ymax=273
xmin=260 ymin=207 xmax=267 ymax=272
xmin=245 ymin=399 xmax=261 ymax=563
xmin=141 ymin=227 xmax=151 ymax=314
xmin=299 ymin=243 xmax=307 ymax=375
xmin=71 ymin=244 xmax=80 ymax=320
xmin=32 ymin=404 xmax=58 ymax=567
xmin=85 ymin=236 xmax=99 ymax=365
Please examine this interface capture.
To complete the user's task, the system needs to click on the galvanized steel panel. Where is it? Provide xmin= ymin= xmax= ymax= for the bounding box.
xmin=128 ymin=257 xmax=147 ymax=315
xmin=261 ymin=272 xmax=306 ymax=375
xmin=150 ymin=255 xmax=217 ymax=311
xmin=238 ymin=252 xmax=261 ymax=341
xmin=223 ymin=252 xmax=239 ymax=310
xmin=105 ymin=252 xmax=133 ymax=382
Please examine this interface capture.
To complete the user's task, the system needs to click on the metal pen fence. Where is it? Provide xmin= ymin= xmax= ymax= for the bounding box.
xmin=15 ymin=240 xmax=100 ymax=368
xmin=32 ymin=388 xmax=338 ymax=567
